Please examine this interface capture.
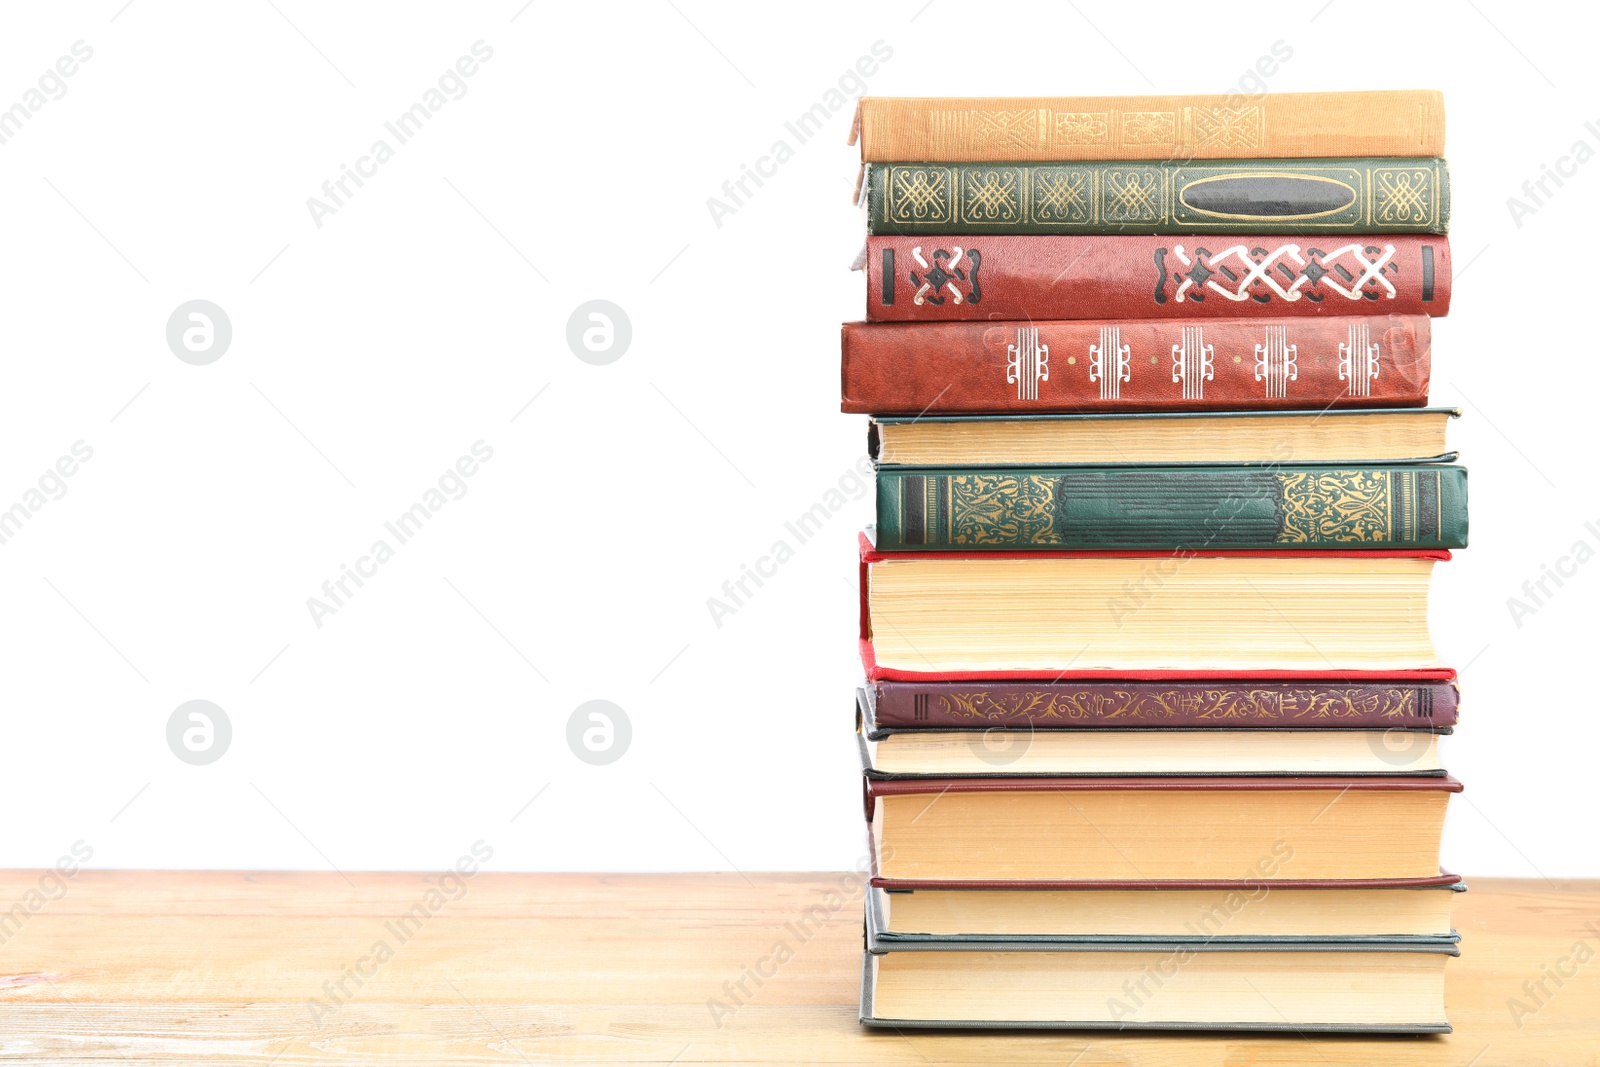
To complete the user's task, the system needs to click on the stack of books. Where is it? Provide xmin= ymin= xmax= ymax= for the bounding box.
xmin=844 ymin=91 xmax=1467 ymax=1033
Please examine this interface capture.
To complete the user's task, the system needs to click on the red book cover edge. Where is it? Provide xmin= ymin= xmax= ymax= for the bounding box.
xmin=867 ymin=774 xmax=1464 ymax=798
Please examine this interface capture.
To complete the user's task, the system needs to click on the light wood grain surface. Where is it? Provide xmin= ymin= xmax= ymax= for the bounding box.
xmin=0 ymin=871 xmax=1594 ymax=1065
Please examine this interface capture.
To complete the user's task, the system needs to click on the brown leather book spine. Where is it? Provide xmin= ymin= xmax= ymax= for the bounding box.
xmin=842 ymin=315 xmax=1430 ymax=413
xmin=870 ymin=680 xmax=1459 ymax=730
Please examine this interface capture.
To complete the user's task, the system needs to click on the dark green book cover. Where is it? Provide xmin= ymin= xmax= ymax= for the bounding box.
xmin=876 ymin=465 xmax=1468 ymax=550
xmin=865 ymin=158 xmax=1449 ymax=235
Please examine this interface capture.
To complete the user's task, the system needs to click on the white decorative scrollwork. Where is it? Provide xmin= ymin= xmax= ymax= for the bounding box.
xmin=1089 ymin=326 xmax=1130 ymax=401
xmin=1254 ymin=325 xmax=1298 ymax=400
xmin=1172 ymin=326 xmax=1214 ymax=401
xmin=1170 ymin=242 xmax=1396 ymax=303
xmin=1007 ymin=327 xmax=1049 ymax=401
xmin=1338 ymin=322 xmax=1381 ymax=398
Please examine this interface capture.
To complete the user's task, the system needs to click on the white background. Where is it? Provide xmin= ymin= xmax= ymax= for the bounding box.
xmin=0 ymin=0 xmax=1593 ymax=878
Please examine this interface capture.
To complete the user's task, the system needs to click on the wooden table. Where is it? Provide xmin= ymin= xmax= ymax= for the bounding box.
xmin=0 ymin=871 xmax=1593 ymax=1064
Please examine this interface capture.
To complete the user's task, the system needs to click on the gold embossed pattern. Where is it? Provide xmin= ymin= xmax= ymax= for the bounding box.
xmin=935 ymin=687 xmax=1422 ymax=723
xmin=1278 ymin=470 xmax=1394 ymax=543
xmin=949 ymin=474 xmax=1057 ymax=546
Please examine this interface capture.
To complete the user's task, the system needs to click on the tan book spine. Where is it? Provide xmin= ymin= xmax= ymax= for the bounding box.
xmin=853 ymin=91 xmax=1445 ymax=162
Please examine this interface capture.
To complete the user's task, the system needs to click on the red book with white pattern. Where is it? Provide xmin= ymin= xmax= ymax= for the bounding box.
xmin=841 ymin=315 xmax=1430 ymax=414
xmin=861 ymin=235 xmax=1450 ymax=322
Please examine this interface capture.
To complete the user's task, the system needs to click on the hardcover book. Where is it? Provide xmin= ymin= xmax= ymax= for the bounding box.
xmin=840 ymin=315 xmax=1433 ymax=414
xmin=856 ymin=689 xmax=1449 ymax=778
xmin=863 ymin=235 xmax=1450 ymax=322
xmin=865 ymin=677 xmax=1461 ymax=730
xmin=864 ymin=158 xmax=1450 ymax=235
xmin=852 ymin=91 xmax=1447 ymax=162
xmin=874 ymin=464 xmax=1468 ymax=551
xmin=865 ymin=775 xmax=1462 ymax=884
xmin=860 ymin=912 xmax=1457 ymax=1032
xmin=869 ymin=409 xmax=1457 ymax=466
xmin=859 ymin=636 xmax=1459 ymax=684
xmin=859 ymin=533 xmax=1447 ymax=673
xmin=866 ymin=882 xmax=1465 ymax=942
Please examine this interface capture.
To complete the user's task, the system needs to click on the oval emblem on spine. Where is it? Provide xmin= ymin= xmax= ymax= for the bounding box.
xmin=1180 ymin=174 xmax=1357 ymax=220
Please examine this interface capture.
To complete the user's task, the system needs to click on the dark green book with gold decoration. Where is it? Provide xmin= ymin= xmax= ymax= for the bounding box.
xmin=864 ymin=157 xmax=1449 ymax=235
xmin=875 ymin=465 xmax=1467 ymax=551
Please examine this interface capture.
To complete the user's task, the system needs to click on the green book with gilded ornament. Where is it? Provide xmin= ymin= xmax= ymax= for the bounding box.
xmin=875 ymin=465 xmax=1468 ymax=551
xmin=864 ymin=157 xmax=1449 ymax=235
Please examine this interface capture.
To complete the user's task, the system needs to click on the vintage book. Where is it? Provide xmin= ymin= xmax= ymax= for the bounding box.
xmin=862 ymin=235 xmax=1450 ymax=322
xmin=856 ymin=690 xmax=1448 ymax=778
xmin=860 ymin=935 xmax=1457 ymax=1032
xmin=870 ymin=410 xmax=1457 ymax=466
xmin=859 ymin=533 xmax=1446 ymax=673
xmin=859 ymin=637 xmax=1458 ymax=684
xmin=874 ymin=464 xmax=1468 ymax=551
xmin=867 ymin=882 xmax=1465 ymax=942
xmin=865 ymin=775 xmax=1462 ymax=884
xmin=868 ymin=853 xmax=1463 ymax=893
xmin=864 ymin=158 xmax=1450 ymax=235
xmin=851 ymin=91 xmax=1447 ymax=162
xmin=866 ymin=677 xmax=1460 ymax=730
xmin=840 ymin=315 xmax=1433 ymax=414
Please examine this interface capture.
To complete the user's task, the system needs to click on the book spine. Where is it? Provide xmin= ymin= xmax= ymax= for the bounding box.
xmin=875 ymin=466 xmax=1468 ymax=551
xmin=872 ymin=680 xmax=1460 ymax=729
xmin=857 ymin=91 xmax=1446 ymax=162
xmin=864 ymin=235 xmax=1450 ymax=322
xmin=865 ymin=159 xmax=1449 ymax=235
xmin=841 ymin=316 xmax=1431 ymax=414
